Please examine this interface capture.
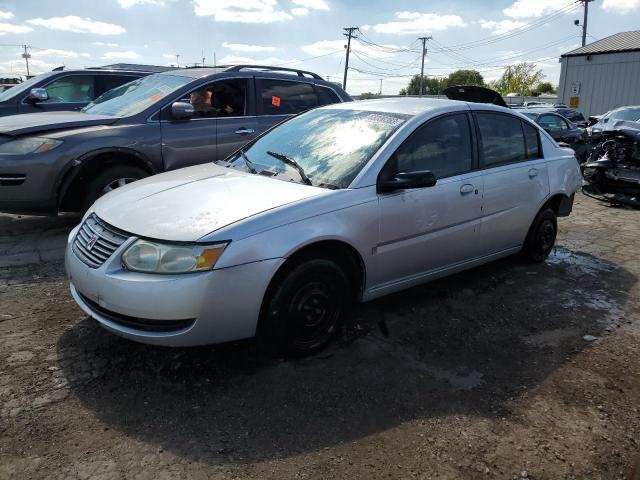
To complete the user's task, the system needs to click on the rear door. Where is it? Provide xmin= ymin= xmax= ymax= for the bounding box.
xmin=254 ymin=78 xmax=320 ymax=136
xmin=373 ymin=112 xmax=484 ymax=288
xmin=475 ymin=112 xmax=549 ymax=254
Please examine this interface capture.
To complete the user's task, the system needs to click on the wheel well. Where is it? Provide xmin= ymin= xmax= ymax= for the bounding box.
xmin=542 ymin=193 xmax=571 ymax=217
xmin=58 ymin=151 xmax=154 ymax=212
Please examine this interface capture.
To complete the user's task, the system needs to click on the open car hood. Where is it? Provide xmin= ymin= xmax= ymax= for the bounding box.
xmin=443 ymin=85 xmax=508 ymax=108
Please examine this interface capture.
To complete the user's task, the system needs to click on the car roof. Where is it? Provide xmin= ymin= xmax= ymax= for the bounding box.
xmin=320 ymin=97 xmax=468 ymax=116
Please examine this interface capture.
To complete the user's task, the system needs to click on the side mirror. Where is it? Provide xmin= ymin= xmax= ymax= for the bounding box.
xmin=377 ymin=170 xmax=437 ymax=193
xmin=28 ymin=88 xmax=49 ymax=103
xmin=171 ymin=101 xmax=194 ymax=120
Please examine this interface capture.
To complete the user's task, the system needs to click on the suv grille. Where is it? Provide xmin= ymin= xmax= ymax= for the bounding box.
xmin=73 ymin=214 xmax=129 ymax=268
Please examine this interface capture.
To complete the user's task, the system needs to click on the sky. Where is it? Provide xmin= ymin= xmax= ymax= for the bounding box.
xmin=0 ymin=0 xmax=639 ymax=95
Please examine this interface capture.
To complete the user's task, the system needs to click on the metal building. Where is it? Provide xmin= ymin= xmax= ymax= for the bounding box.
xmin=558 ymin=31 xmax=640 ymax=117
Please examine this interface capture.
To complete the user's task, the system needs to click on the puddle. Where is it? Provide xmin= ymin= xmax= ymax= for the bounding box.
xmin=546 ymin=247 xmax=616 ymax=276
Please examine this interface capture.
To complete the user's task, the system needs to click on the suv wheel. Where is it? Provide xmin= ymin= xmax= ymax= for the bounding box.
xmin=262 ymin=258 xmax=351 ymax=356
xmin=522 ymin=208 xmax=557 ymax=263
xmin=82 ymin=165 xmax=148 ymax=211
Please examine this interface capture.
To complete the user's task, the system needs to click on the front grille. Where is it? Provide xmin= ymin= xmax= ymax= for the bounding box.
xmin=0 ymin=174 xmax=26 ymax=186
xmin=79 ymin=292 xmax=195 ymax=333
xmin=73 ymin=214 xmax=129 ymax=268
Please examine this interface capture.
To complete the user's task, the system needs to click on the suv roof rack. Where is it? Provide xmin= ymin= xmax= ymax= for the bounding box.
xmin=221 ymin=65 xmax=323 ymax=80
xmin=88 ymin=63 xmax=176 ymax=73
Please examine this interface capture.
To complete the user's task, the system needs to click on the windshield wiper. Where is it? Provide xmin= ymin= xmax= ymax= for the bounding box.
xmin=266 ymin=151 xmax=312 ymax=186
xmin=239 ymin=149 xmax=257 ymax=174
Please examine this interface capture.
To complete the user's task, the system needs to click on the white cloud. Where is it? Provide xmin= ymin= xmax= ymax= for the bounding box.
xmin=222 ymin=42 xmax=276 ymax=52
xmin=193 ymin=0 xmax=293 ymax=23
xmin=93 ymin=41 xmax=119 ymax=47
xmin=291 ymin=0 xmax=329 ymax=10
xmin=368 ymin=12 xmax=466 ymax=35
xmin=218 ymin=54 xmax=295 ymax=65
xmin=0 ymin=58 xmax=61 ymax=75
xmin=302 ymin=39 xmax=400 ymax=59
xmin=601 ymin=0 xmax=640 ymax=13
xmin=0 ymin=10 xmax=14 ymax=19
xmin=27 ymin=16 xmax=126 ymax=35
xmin=503 ymin=0 xmax=569 ymax=18
xmin=479 ymin=19 xmax=526 ymax=35
xmin=101 ymin=50 xmax=140 ymax=60
xmin=162 ymin=53 xmax=177 ymax=59
xmin=31 ymin=49 xmax=84 ymax=58
xmin=291 ymin=7 xmax=309 ymax=15
xmin=0 ymin=22 xmax=32 ymax=35
xmin=118 ymin=0 xmax=165 ymax=7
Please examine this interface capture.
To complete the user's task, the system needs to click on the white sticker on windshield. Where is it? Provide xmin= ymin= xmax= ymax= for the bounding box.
xmin=157 ymin=85 xmax=173 ymax=95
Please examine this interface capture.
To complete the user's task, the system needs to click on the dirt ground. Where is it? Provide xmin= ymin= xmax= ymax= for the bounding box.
xmin=0 ymin=194 xmax=639 ymax=480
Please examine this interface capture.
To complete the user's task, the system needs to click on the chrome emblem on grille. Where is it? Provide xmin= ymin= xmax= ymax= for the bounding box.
xmin=87 ymin=235 xmax=98 ymax=251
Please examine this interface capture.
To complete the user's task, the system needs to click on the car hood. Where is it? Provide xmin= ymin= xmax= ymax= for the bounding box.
xmin=93 ymin=163 xmax=329 ymax=241
xmin=0 ymin=111 xmax=118 ymax=136
xmin=443 ymin=85 xmax=508 ymax=108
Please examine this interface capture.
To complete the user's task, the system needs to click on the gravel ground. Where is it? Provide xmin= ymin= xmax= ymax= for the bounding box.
xmin=0 ymin=194 xmax=639 ymax=480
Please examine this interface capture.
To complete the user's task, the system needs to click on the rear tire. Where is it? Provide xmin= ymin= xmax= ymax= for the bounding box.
xmin=521 ymin=208 xmax=557 ymax=263
xmin=261 ymin=258 xmax=351 ymax=357
xmin=81 ymin=165 xmax=148 ymax=212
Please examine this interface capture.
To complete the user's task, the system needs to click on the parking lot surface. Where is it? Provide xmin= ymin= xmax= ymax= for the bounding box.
xmin=1 ymin=194 xmax=639 ymax=479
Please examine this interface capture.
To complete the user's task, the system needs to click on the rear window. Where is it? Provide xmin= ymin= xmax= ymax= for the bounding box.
xmin=259 ymin=79 xmax=319 ymax=115
xmin=523 ymin=122 xmax=541 ymax=159
xmin=315 ymin=85 xmax=341 ymax=105
xmin=476 ymin=113 xmax=526 ymax=167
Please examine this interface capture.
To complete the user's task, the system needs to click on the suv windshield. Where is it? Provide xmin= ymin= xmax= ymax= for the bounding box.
xmin=222 ymin=108 xmax=410 ymax=189
xmin=610 ymin=107 xmax=640 ymax=122
xmin=82 ymin=73 xmax=191 ymax=117
xmin=0 ymin=72 xmax=54 ymax=102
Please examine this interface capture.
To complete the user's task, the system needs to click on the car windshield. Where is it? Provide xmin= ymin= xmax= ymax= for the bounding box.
xmin=82 ymin=73 xmax=191 ymax=117
xmin=221 ymin=108 xmax=410 ymax=189
xmin=521 ymin=112 xmax=538 ymax=121
xmin=610 ymin=107 xmax=640 ymax=122
xmin=0 ymin=72 xmax=54 ymax=102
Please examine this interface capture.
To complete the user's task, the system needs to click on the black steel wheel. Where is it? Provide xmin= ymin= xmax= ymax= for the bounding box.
xmin=522 ymin=208 xmax=558 ymax=263
xmin=262 ymin=258 xmax=351 ymax=356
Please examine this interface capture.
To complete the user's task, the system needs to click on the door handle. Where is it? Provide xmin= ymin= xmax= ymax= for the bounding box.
xmin=528 ymin=168 xmax=538 ymax=178
xmin=234 ymin=128 xmax=255 ymax=135
xmin=460 ymin=184 xmax=474 ymax=195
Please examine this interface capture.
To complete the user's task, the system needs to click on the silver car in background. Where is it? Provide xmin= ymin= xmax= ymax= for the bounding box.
xmin=65 ymin=98 xmax=582 ymax=355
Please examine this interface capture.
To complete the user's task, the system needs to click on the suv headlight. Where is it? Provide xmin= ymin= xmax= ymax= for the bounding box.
xmin=0 ymin=137 xmax=63 ymax=155
xmin=122 ymin=240 xmax=228 ymax=274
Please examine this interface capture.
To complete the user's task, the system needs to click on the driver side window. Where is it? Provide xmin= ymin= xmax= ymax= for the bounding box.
xmin=43 ymin=75 xmax=95 ymax=103
xmin=183 ymin=79 xmax=248 ymax=119
xmin=389 ymin=113 xmax=473 ymax=179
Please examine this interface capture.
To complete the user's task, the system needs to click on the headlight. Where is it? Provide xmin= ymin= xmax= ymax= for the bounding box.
xmin=0 ymin=137 xmax=63 ymax=155
xmin=122 ymin=239 xmax=228 ymax=274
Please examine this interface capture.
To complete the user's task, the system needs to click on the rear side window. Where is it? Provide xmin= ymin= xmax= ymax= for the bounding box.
xmin=259 ymin=79 xmax=319 ymax=115
xmin=392 ymin=113 xmax=473 ymax=179
xmin=523 ymin=122 xmax=541 ymax=159
xmin=43 ymin=75 xmax=95 ymax=103
xmin=315 ymin=85 xmax=341 ymax=105
xmin=476 ymin=113 xmax=526 ymax=167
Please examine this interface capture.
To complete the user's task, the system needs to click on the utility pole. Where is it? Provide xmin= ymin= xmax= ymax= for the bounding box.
xmin=418 ymin=36 xmax=431 ymax=97
xmin=379 ymin=78 xmax=383 ymax=95
xmin=175 ymin=54 xmax=180 ymax=67
xmin=580 ymin=0 xmax=593 ymax=47
xmin=342 ymin=27 xmax=358 ymax=91
xmin=213 ymin=52 xmax=216 ymax=68
xmin=21 ymin=45 xmax=30 ymax=77
xmin=201 ymin=49 xmax=205 ymax=66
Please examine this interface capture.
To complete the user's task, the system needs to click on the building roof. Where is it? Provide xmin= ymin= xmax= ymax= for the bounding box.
xmin=562 ymin=30 xmax=640 ymax=57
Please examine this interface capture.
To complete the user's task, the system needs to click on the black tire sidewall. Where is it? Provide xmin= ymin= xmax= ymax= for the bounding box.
xmin=523 ymin=208 xmax=558 ymax=263
xmin=82 ymin=165 xmax=147 ymax=211
xmin=262 ymin=258 xmax=351 ymax=356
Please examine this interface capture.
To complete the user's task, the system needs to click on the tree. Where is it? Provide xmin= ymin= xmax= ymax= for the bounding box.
xmin=491 ymin=62 xmax=545 ymax=96
xmin=534 ymin=81 xmax=557 ymax=94
xmin=399 ymin=75 xmax=446 ymax=95
xmin=359 ymin=91 xmax=381 ymax=99
xmin=446 ymin=69 xmax=484 ymax=87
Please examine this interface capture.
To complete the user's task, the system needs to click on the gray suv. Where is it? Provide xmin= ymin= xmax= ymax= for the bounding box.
xmin=0 ymin=65 xmax=351 ymax=215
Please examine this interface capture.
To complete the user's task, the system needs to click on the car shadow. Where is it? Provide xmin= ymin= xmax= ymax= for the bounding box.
xmin=57 ymin=247 xmax=636 ymax=465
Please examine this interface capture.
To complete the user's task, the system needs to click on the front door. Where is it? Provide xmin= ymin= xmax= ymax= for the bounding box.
xmin=160 ymin=78 xmax=257 ymax=170
xmin=372 ymin=112 xmax=484 ymax=290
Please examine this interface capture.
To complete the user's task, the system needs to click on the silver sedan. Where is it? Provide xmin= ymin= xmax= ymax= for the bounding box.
xmin=65 ymin=98 xmax=582 ymax=355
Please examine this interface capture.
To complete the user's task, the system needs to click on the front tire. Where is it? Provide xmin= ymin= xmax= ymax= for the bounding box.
xmin=81 ymin=165 xmax=148 ymax=211
xmin=522 ymin=208 xmax=557 ymax=263
xmin=261 ymin=258 xmax=351 ymax=356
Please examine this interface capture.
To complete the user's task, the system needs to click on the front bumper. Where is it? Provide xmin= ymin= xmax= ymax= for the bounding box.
xmin=65 ymin=225 xmax=284 ymax=347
